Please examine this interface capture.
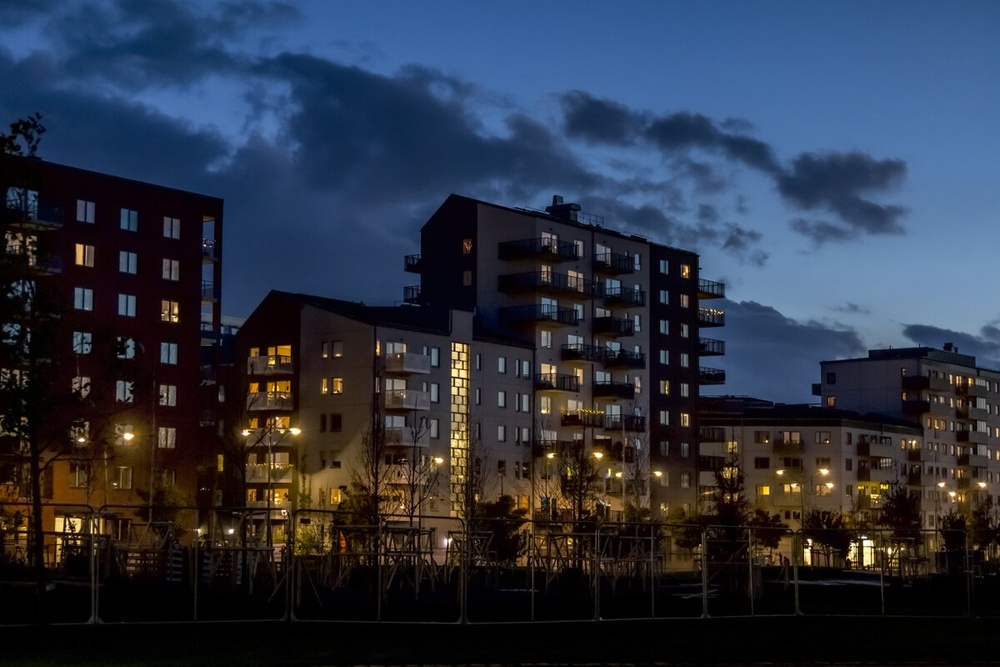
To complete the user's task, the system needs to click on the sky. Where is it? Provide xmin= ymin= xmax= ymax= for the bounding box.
xmin=2 ymin=0 xmax=999 ymax=404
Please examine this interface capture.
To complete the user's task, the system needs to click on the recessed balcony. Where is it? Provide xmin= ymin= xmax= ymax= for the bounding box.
xmin=592 ymin=251 xmax=635 ymax=274
xmin=561 ymin=343 xmax=604 ymax=363
xmin=403 ymin=284 xmax=421 ymax=304
xmin=247 ymin=355 xmax=293 ymax=375
xmin=592 ymin=381 xmax=635 ymax=400
xmin=404 ymin=254 xmax=422 ymax=273
xmin=600 ymin=285 xmax=645 ymax=306
xmin=602 ymin=349 xmax=645 ymax=369
xmin=246 ymin=391 xmax=293 ymax=411
xmin=499 ymin=304 xmax=580 ymax=326
xmin=498 ymin=271 xmax=595 ymax=297
xmin=201 ymin=280 xmax=218 ymax=302
xmin=699 ymin=337 xmax=725 ymax=356
xmin=698 ymin=307 xmax=725 ymax=327
xmin=385 ymin=352 xmax=431 ymax=375
xmin=245 ymin=463 xmax=294 ymax=484
xmin=534 ymin=373 xmax=581 ymax=392
xmin=385 ymin=389 xmax=431 ymax=411
xmin=592 ymin=316 xmax=634 ymax=337
xmin=561 ymin=410 xmax=604 ymax=428
xmin=957 ymin=429 xmax=988 ymax=445
xmin=202 ymin=238 xmax=219 ymax=262
xmin=698 ymin=278 xmax=725 ymax=299
xmin=699 ymin=366 xmax=726 ymax=385
xmin=498 ymin=237 xmax=579 ymax=262
xmin=958 ymin=452 xmax=989 ymax=468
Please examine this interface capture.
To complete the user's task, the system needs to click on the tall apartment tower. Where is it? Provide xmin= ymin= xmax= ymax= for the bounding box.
xmin=814 ymin=345 xmax=1000 ymax=523
xmin=404 ymin=194 xmax=725 ymax=519
xmin=0 ymin=156 xmax=223 ymax=537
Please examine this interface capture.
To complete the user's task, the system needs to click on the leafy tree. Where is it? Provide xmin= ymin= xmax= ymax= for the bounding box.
xmin=802 ymin=509 xmax=852 ymax=566
xmin=749 ymin=508 xmax=789 ymax=555
xmin=472 ymin=494 xmax=527 ymax=565
xmin=940 ymin=510 xmax=967 ymax=552
xmin=969 ymin=496 xmax=1000 ymax=557
xmin=878 ymin=483 xmax=922 ymax=543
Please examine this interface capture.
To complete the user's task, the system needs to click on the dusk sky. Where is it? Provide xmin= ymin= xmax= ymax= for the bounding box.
xmin=2 ymin=1 xmax=998 ymax=403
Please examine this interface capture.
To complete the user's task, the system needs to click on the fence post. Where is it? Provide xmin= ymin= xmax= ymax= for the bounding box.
xmin=701 ymin=526 xmax=709 ymax=618
xmin=593 ymin=524 xmax=601 ymax=621
xmin=793 ymin=531 xmax=802 ymax=616
xmin=747 ymin=526 xmax=754 ymax=616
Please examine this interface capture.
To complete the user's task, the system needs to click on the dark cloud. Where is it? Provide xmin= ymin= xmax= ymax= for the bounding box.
xmin=705 ymin=300 xmax=867 ymax=403
xmin=697 ymin=204 xmax=719 ymax=224
xmin=719 ymin=224 xmax=768 ymax=266
xmin=778 ymin=151 xmax=907 ymax=237
xmin=790 ymin=217 xmax=857 ymax=245
xmin=561 ymin=90 xmax=640 ymax=145
xmin=831 ymin=302 xmax=871 ymax=315
xmin=901 ymin=324 xmax=1000 ymax=370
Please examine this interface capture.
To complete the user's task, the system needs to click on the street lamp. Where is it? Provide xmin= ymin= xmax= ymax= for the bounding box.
xmin=242 ymin=425 xmax=301 ymax=548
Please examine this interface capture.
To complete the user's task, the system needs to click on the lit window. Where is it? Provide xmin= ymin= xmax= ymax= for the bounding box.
xmin=118 ymin=294 xmax=136 ymax=317
xmin=76 ymin=200 xmax=95 ymax=223
xmin=659 ymin=380 xmax=670 ymax=395
xmin=679 ymin=294 xmax=690 ymax=308
xmin=74 ymin=287 xmax=93 ymax=311
xmin=113 ymin=467 xmax=133 ymax=490
xmin=681 ymin=264 xmax=691 ymax=278
xmin=757 ymin=484 xmax=770 ymax=497
xmin=119 ymin=251 xmax=137 ymax=274
xmin=162 ymin=258 xmax=179 ymax=281
xmin=826 ymin=395 xmax=837 ymax=408
xmin=161 ymin=300 xmax=180 ymax=323
xmin=680 ymin=413 xmax=691 ymax=427
xmin=115 ymin=380 xmax=134 ymax=403
xmin=332 ymin=341 xmax=344 ymax=357
xmin=72 ymin=331 xmax=92 ymax=355
xmin=159 ymin=384 xmax=177 ymax=406
xmin=120 ymin=208 xmax=138 ymax=232
xmin=75 ymin=244 xmax=95 ymax=267
xmin=332 ymin=377 xmax=344 ymax=394
xmin=321 ymin=342 xmax=329 ymax=359
xmin=160 ymin=342 xmax=178 ymax=365
xmin=321 ymin=378 xmax=329 ymax=394
xmin=163 ymin=216 xmax=180 ymax=239
xmin=69 ymin=464 xmax=88 ymax=488
xmin=158 ymin=427 xmax=177 ymax=449
xmin=539 ymin=396 xmax=551 ymax=415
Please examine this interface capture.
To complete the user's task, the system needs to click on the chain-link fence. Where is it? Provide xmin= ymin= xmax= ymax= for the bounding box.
xmin=0 ymin=503 xmax=989 ymax=624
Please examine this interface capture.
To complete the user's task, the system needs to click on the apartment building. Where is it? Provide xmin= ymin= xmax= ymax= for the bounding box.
xmin=235 ymin=291 xmax=536 ymax=541
xmin=404 ymin=194 xmax=725 ymax=519
xmin=0 ymin=156 xmax=223 ymax=539
xmin=700 ymin=397 xmax=925 ymax=530
xmin=814 ymin=345 xmax=1000 ymax=523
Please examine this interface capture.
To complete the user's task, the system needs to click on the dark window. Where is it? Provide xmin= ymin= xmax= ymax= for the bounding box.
xmin=754 ymin=457 xmax=770 ymax=469
xmin=330 ymin=413 xmax=342 ymax=432
xmin=827 ymin=372 xmax=836 ymax=385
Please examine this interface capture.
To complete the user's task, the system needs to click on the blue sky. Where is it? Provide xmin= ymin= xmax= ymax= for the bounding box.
xmin=2 ymin=0 xmax=999 ymax=403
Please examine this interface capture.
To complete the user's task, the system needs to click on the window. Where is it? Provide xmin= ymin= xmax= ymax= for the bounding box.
xmin=680 ymin=472 xmax=690 ymax=488
xmin=681 ymin=264 xmax=691 ymax=278
xmin=162 ymin=258 xmax=179 ymax=281
xmin=72 ymin=375 xmax=91 ymax=398
xmin=659 ymin=289 xmax=669 ymax=304
xmin=680 ymin=353 xmax=690 ymax=368
xmin=119 ymin=250 xmax=137 ymax=274
xmin=633 ymin=253 xmax=641 ymax=270
xmin=321 ymin=342 xmax=329 ymax=359
xmin=756 ymin=484 xmax=770 ymax=497
xmin=658 ymin=259 xmax=669 ymax=274
xmin=659 ymin=319 xmax=669 ymax=335
xmin=430 ymin=382 xmax=439 ymax=403
xmin=120 ymin=208 xmax=138 ymax=232
xmin=462 ymin=270 xmax=472 ymax=286
xmin=659 ymin=410 xmax=669 ymax=425
xmin=158 ymin=427 xmax=176 ymax=449
xmin=659 ymin=380 xmax=670 ymax=395
xmin=680 ymin=323 xmax=689 ymax=338
xmin=540 ymin=330 xmax=552 ymax=348
xmin=498 ymin=357 xmax=507 ymax=374
xmin=519 ymin=393 xmax=530 ymax=412
xmin=680 ymin=442 xmax=691 ymax=457
xmin=680 ymin=413 xmax=691 ymax=427
xmin=75 ymin=244 xmax=95 ymax=267
xmin=161 ymin=300 xmax=180 ymax=323
xmin=6 ymin=187 xmax=37 ymax=217
xmin=754 ymin=431 xmax=771 ymax=444
xmin=76 ymin=200 xmax=95 ymax=223
xmin=519 ymin=360 xmax=531 ymax=377
xmin=160 ymin=342 xmax=178 ymax=365
xmin=680 ymin=383 xmax=690 ymax=397
xmin=163 ymin=216 xmax=180 ymax=239
xmin=462 ymin=238 xmax=473 ymax=254
xmin=113 ymin=466 xmax=133 ymax=490
xmin=497 ymin=425 xmax=506 ymax=442
xmin=332 ymin=341 xmax=344 ymax=357
xmin=574 ymin=239 xmax=584 ymax=257
xmin=321 ymin=378 xmax=329 ymax=395
xmin=754 ymin=457 xmax=770 ymax=469
xmin=69 ymin=464 xmax=88 ymax=488
xmin=74 ymin=287 xmax=93 ymax=311
xmin=816 ymin=431 xmax=832 ymax=444
xmin=429 ymin=418 xmax=440 ymax=439
xmin=679 ymin=294 xmax=690 ymax=308
xmin=826 ymin=372 xmax=837 ymax=385
xmin=329 ymin=414 xmax=342 ymax=432
xmin=118 ymin=294 xmax=136 ymax=317
xmin=115 ymin=380 xmax=134 ymax=403
xmin=539 ymin=395 xmax=551 ymax=414
xmin=633 ymin=314 xmax=641 ymax=332
xmin=430 ymin=347 xmax=440 ymax=367
xmin=332 ymin=377 xmax=344 ymax=394
xmin=117 ymin=336 xmax=135 ymax=359
xmin=475 ymin=353 xmax=481 ymax=370
xmin=72 ymin=331 xmax=92 ymax=355
xmin=497 ymin=391 xmax=506 ymax=408
xmin=659 ymin=441 xmax=669 ymax=456
xmin=159 ymin=384 xmax=177 ymax=407
xmin=826 ymin=395 xmax=837 ymax=408
xmin=475 ymin=387 xmax=481 ymax=405
xmin=659 ymin=350 xmax=669 ymax=365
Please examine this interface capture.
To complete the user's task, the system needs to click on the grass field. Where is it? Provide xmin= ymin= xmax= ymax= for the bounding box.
xmin=2 ymin=615 xmax=996 ymax=667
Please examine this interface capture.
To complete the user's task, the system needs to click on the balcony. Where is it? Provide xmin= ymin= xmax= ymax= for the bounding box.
xmin=907 ymin=448 xmax=938 ymax=463
xmin=497 ymin=271 xmax=595 ymax=297
xmin=958 ymin=453 xmax=989 ymax=468
xmin=592 ymin=381 xmax=635 ymax=400
xmin=699 ymin=366 xmax=726 ymax=385
xmin=699 ymin=337 xmax=725 ymax=356
xmin=957 ymin=429 xmax=988 ymax=445
xmin=403 ymin=284 xmax=421 ymax=304
xmin=700 ymin=427 xmax=727 ymax=443
xmin=857 ymin=466 xmax=896 ymax=483
xmin=201 ymin=280 xmax=218 ymax=302
xmin=385 ymin=427 xmax=428 ymax=447
xmin=247 ymin=355 xmax=294 ymax=375
xmin=202 ymin=239 xmax=219 ymax=262
xmin=698 ymin=307 xmax=725 ymax=327
xmin=698 ymin=279 xmax=725 ymax=300
xmin=534 ymin=373 xmax=581 ymax=392
xmin=404 ymin=254 xmax=422 ymax=273
xmin=603 ymin=414 xmax=646 ymax=432
xmin=907 ymin=471 xmax=937 ymax=487
xmin=245 ymin=463 xmax=294 ymax=484
xmin=7 ymin=201 xmax=63 ymax=230
xmin=902 ymin=399 xmax=930 ymax=415
xmin=561 ymin=343 xmax=604 ymax=363
xmin=600 ymin=285 xmax=645 ymax=306
xmin=499 ymin=304 xmax=580 ymax=326
xmin=602 ymin=349 xmax=646 ymax=369
xmin=498 ymin=237 xmax=578 ymax=262
xmin=246 ymin=391 xmax=293 ymax=411
xmin=385 ymin=351 xmax=431 ymax=375
xmin=857 ymin=438 xmax=895 ymax=458
xmin=956 ymin=404 xmax=989 ymax=421
xmin=385 ymin=389 xmax=431 ymax=411
xmin=957 ymin=382 xmax=988 ymax=398
xmin=592 ymin=316 xmax=634 ymax=337
xmin=772 ymin=439 xmax=804 ymax=454
xmin=901 ymin=374 xmax=951 ymax=392
xmin=592 ymin=251 xmax=635 ymax=274
xmin=561 ymin=410 xmax=604 ymax=428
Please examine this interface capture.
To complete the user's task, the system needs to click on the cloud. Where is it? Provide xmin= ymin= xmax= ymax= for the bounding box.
xmin=561 ymin=90 xmax=640 ymax=145
xmin=901 ymin=323 xmax=1000 ymax=370
xmin=706 ymin=300 xmax=867 ymax=403
xmin=831 ymin=302 xmax=871 ymax=315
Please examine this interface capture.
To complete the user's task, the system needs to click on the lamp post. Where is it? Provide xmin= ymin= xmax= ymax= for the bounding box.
xmin=242 ymin=425 xmax=300 ymax=549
